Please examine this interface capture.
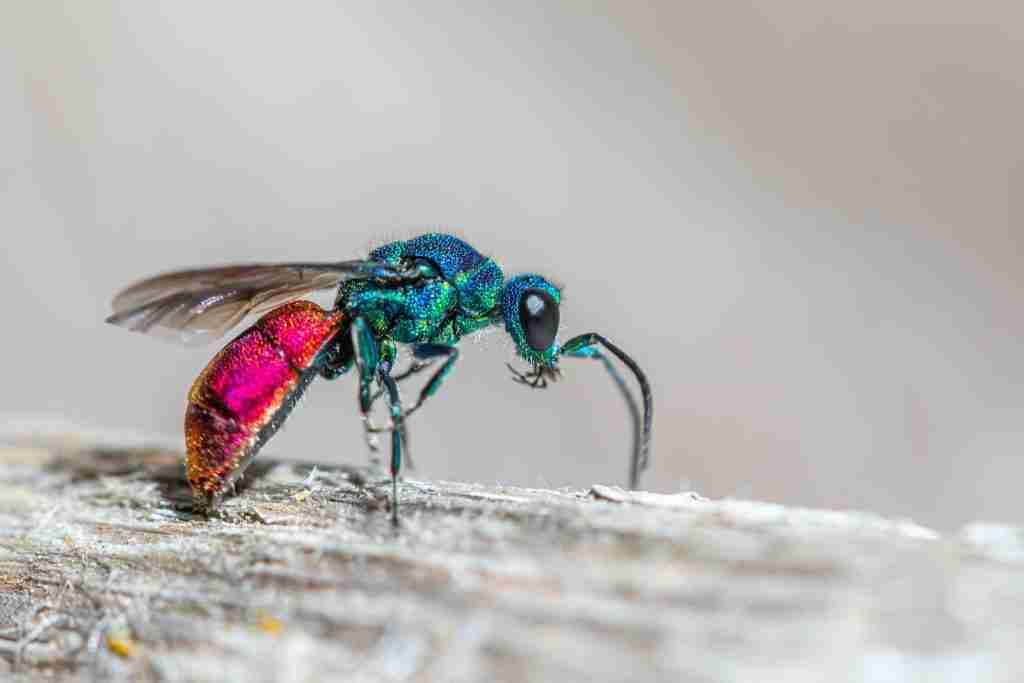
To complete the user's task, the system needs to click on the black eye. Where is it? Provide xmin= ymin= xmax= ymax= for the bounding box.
xmin=519 ymin=288 xmax=559 ymax=351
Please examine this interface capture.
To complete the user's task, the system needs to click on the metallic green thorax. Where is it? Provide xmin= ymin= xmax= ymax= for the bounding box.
xmin=338 ymin=234 xmax=505 ymax=347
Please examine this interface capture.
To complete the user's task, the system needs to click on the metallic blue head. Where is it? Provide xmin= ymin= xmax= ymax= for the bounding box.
xmin=501 ymin=275 xmax=561 ymax=367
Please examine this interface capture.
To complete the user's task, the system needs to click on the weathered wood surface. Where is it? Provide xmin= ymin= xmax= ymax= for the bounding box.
xmin=1 ymin=435 xmax=1023 ymax=682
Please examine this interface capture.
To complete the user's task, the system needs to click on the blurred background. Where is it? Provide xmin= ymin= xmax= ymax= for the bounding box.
xmin=2 ymin=2 xmax=1020 ymax=530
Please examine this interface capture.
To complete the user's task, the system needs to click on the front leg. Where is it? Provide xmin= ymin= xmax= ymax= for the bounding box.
xmin=561 ymin=345 xmax=642 ymax=488
xmin=560 ymin=333 xmax=653 ymax=489
xmin=367 ymin=357 xmax=436 ymax=411
xmin=402 ymin=344 xmax=459 ymax=418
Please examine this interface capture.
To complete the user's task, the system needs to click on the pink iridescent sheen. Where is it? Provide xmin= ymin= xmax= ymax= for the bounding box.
xmin=201 ymin=332 xmax=294 ymax=425
xmin=185 ymin=301 xmax=345 ymax=501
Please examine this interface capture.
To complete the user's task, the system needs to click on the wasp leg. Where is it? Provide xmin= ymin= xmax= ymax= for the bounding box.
xmin=401 ymin=344 xmax=459 ymax=418
xmin=378 ymin=369 xmax=406 ymax=527
xmin=350 ymin=329 xmax=396 ymax=457
xmin=350 ymin=317 xmax=379 ymax=411
xmin=362 ymin=352 xmax=428 ymax=471
xmin=368 ymin=359 xmax=434 ymax=406
xmin=560 ymin=333 xmax=653 ymax=490
xmin=350 ymin=318 xmax=408 ymax=524
xmin=562 ymin=346 xmax=643 ymax=488
xmin=506 ymin=363 xmax=560 ymax=388
xmin=349 ymin=316 xmax=386 ymax=460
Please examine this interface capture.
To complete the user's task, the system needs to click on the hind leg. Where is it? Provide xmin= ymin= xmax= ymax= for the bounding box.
xmin=350 ymin=318 xmax=407 ymax=524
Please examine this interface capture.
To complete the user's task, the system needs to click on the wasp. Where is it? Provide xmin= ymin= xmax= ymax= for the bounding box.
xmin=107 ymin=233 xmax=652 ymax=524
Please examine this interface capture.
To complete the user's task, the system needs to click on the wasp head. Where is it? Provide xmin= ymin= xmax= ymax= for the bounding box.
xmin=501 ymin=274 xmax=562 ymax=374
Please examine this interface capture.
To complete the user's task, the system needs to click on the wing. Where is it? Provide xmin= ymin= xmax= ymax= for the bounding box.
xmin=106 ymin=260 xmax=410 ymax=345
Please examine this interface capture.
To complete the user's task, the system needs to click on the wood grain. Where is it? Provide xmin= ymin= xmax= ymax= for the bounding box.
xmin=1 ymin=435 xmax=1022 ymax=682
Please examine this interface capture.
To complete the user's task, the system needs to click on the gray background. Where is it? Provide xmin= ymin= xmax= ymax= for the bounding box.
xmin=2 ymin=2 xmax=1020 ymax=530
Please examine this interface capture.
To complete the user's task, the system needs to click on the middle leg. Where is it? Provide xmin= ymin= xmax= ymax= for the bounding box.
xmin=364 ymin=343 xmax=458 ymax=421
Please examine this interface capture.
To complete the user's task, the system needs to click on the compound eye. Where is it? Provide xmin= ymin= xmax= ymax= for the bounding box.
xmin=519 ymin=288 xmax=559 ymax=351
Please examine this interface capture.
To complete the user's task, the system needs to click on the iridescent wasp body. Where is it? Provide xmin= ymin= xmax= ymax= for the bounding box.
xmin=107 ymin=233 xmax=652 ymax=524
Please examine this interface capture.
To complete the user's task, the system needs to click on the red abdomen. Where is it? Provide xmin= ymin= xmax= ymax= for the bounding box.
xmin=185 ymin=300 xmax=346 ymax=505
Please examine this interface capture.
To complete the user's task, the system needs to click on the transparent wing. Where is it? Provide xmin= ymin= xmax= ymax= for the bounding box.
xmin=106 ymin=260 xmax=408 ymax=345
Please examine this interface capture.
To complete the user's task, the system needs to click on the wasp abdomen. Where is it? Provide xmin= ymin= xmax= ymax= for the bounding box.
xmin=185 ymin=301 xmax=346 ymax=506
